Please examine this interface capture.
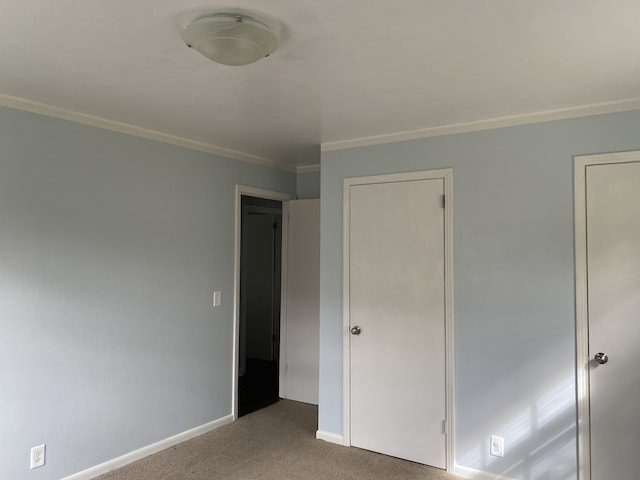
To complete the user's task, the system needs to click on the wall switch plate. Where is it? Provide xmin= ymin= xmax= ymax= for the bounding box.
xmin=213 ymin=291 xmax=221 ymax=307
xmin=490 ymin=435 xmax=504 ymax=458
xmin=30 ymin=444 xmax=46 ymax=469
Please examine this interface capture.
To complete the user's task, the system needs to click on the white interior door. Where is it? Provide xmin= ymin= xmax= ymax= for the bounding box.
xmin=283 ymin=199 xmax=320 ymax=405
xmin=347 ymin=177 xmax=447 ymax=467
xmin=586 ymin=160 xmax=640 ymax=480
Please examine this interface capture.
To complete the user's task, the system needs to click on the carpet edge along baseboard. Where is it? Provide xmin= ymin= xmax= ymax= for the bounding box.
xmin=60 ymin=414 xmax=234 ymax=480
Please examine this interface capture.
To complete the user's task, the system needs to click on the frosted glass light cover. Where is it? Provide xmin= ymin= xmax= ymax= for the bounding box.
xmin=183 ymin=13 xmax=279 ymax=66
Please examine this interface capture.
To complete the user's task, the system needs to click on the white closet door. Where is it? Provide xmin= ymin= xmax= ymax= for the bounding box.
xmin=586 ymin=161 xmax=640 ymax=480
xmin=348 ymin=178 xmax=446 ymax=467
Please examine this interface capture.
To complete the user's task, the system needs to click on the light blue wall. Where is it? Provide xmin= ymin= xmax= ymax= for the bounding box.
xmin=0 ymin=106 xmax=295 ymax=480
xmin=319 ymin=109 xmax=640 ymax=479
xmin=296 ymin=171 xmax=321 ymax=199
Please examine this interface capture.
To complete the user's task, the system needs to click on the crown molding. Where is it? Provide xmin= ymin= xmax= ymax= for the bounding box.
xmin=321 ymin=97 xmax=640 ymax=152
xmin=0 ymin=93 xmax=295 ymax=172
xmin=296 ymin=164 xmax=320 ymax=174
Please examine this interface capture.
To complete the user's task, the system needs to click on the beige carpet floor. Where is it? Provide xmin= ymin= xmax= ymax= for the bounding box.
xmin=95 ymin=400 xmax=461 ymax=480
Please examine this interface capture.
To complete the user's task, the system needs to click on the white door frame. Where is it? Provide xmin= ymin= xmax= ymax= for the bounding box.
xmin=574 ymin=150 xmax=640 ymax=480
xmin=232 ymin=185 xmax=295 ymax=420
xmin=342 ymin=169 xmax=455 ymax=472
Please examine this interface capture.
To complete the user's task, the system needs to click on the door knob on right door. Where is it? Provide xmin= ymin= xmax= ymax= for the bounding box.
xmin=594 ymin=352 xmax=608 ymax=365
xmin=350 ymin=326 xmax=362 ymax=335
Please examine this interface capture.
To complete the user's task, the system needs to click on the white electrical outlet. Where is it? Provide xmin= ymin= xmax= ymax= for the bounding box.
xmin=213 ymin=291 xmax=221 ymax=307
xmin=30 ymin=444 xmax=46 ymax=469
xmin=490 ymin=435 xmax=504 ymax=458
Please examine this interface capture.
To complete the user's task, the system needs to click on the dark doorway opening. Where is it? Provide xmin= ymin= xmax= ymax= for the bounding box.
xmin=238 ymin=195 xmax=283 ymax=417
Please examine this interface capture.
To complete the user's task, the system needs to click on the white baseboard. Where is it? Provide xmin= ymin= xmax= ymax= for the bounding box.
xmin=61 ymin=414 xmax=234 ymax=480
xmin=315 ymin=430 xmax=345 ymax=446
xmin=454 ymin=464 xmax=516 ymax=480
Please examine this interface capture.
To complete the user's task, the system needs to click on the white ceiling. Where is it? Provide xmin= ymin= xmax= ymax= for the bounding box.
xmin=2 ymin=0 xmax=640 ymax=170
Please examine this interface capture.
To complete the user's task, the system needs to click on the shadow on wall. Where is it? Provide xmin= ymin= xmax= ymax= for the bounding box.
xmin=459 ymin=370 xmax=577 ymax=480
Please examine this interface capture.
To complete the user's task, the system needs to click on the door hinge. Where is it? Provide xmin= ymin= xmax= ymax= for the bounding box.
xmin=442 ymin=419 xmax=447 ymax=434
xmin=441 ymin=194 xmax=446 ymax=208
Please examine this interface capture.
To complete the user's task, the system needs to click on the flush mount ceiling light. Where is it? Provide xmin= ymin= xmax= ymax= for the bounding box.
xmin=183 ymin=12 xmax=279 ymax=66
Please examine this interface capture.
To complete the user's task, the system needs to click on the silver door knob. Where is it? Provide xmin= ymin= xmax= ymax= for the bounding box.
xmin=350 ymin=326 xmax=362 ymax=335
xmin=594 ymin=352 xmax=608 ymax=365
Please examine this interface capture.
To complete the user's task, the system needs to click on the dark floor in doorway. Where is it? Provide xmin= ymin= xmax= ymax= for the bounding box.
xmin=238 ymin=358 xmax=279 ymax=417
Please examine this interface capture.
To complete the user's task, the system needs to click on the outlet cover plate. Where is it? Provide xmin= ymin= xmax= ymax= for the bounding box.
xmin=490 ymin=435 xmax=504 ymax=458
xmin=30 ymin=444 xmax=46 ymax=469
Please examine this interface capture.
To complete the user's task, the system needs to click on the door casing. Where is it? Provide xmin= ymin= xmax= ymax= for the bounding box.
xmin=574 ymin=150 xmax=640 ymax=480
xmin=233 ymin=185 xmax=294 ymax=420
xmin=342 ymin=169 xmax=455 ymax=472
